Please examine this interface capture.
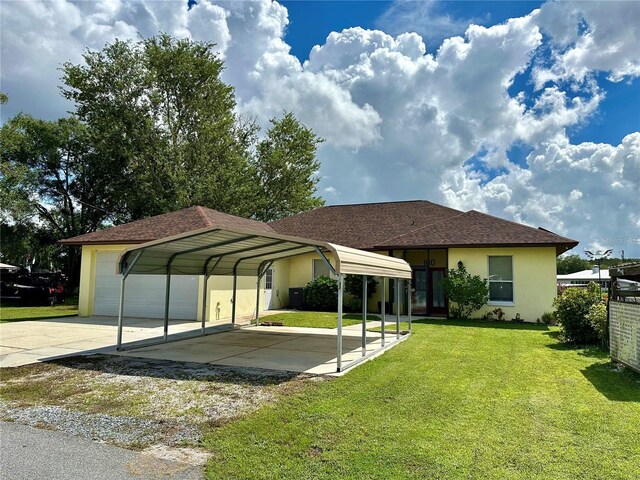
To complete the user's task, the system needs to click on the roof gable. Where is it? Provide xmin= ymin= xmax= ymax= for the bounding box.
xmin=60 ymin=206 xmax=274 ymax=245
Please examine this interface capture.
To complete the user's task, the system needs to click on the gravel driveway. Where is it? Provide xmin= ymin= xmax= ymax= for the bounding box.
xmin=0 ymin=354 xmax=327 ymax=470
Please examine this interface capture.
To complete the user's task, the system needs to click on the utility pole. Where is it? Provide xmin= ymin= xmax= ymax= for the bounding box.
xmin=585 ymin=249 xmax=612 ymax=290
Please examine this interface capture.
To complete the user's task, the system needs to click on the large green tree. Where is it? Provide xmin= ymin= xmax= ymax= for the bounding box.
xmin=0 ymin=114 xmax=112 ymax=283
xmin=62 ymin=34 xmax=256 ymax=221
xmin=556 ymin=254 xmax=591 ymax=275
xmin=252 ymin=112 xmax=324 ymax=221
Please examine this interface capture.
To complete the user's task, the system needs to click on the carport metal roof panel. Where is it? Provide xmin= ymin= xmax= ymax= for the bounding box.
xmin=117 ymin=226 xmax=412 ymax=279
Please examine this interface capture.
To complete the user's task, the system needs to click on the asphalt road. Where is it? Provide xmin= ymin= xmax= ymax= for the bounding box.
xmin=0 ymin=421 xmax=203 ymax=480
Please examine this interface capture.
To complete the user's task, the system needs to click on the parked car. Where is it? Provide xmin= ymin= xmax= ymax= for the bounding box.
xmin=0 ymin=270 xmax=66 ymax=306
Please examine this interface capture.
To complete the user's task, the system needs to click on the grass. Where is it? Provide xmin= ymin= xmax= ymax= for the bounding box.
xmin=203 ymin=318 xmax=640 ymax=480
xmin=0 ymin=300 xmax=78 ymax=323
xmin=261 ymin=311 xmax=379 ymax=329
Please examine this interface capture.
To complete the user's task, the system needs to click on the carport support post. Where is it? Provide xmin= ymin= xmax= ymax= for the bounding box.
xmin=381 ymin=278 xmax=386 ymax=347
xmin=395 ymin=277 xmax=400 ymax=339
xmin=116 ymin=251 xmax=142 ymax=351
xmin=337 ymin=273 xmax=344 ymax=372
xmin=163 ymin=265 xmax=172 ymax=341
xmin=117 ymin=275 xmax=127 ymax=350
xmin=255 ymin=272 xmax=261 ymax=326
xmin=362 ymin=275 xmax=367 ymax=356
xmin=407 ymin=279 xmax=412 ymax=333
xmin=201 ymin=274 xmax=209 ymax=334
xmin=231 ymin=267 xmax=238 ymax=325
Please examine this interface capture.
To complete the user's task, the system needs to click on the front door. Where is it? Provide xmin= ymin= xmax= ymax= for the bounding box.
xmin=429 ymin=268 xmax=447 ymax=315
xmin=411 ymin=267 xmax=448 ymax=316
xmin=412 ymin=268 xmax=428 ymax=315
xmin=263 ymin=268 xmax=274 ymax=310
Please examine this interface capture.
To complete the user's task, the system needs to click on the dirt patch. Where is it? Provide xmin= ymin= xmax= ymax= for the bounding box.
xmin=0 ymin=354 xmax=329 ymax=452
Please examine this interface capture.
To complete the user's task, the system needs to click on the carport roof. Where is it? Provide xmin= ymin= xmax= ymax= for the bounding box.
xmin=117 ymin=226 xmax=412 ymax=279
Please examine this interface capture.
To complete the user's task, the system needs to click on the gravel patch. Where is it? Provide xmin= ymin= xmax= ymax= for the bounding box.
xmin=0 ymin=401 xmax=201 ymax=447
xmin=0 ymin=354 xmax=329 ymax=450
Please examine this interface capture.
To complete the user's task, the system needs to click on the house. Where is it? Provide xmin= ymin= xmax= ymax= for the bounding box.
xmin=60 ymin=200 xmax=578 ymax=322
xmin=557 ymin=267 xmax=611 ymax=290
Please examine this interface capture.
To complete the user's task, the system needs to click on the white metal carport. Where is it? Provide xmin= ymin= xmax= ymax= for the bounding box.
xmin=115 ymin=226 xmax=412 ymax=372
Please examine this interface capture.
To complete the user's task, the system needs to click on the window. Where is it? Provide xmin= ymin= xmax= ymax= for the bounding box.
xmin=265 ymin=269 xmax=273 ymax=290
xmin=488 ymin=256 xmax=514 ymax=304
xmin=313 ymin=259 xmax=332 ymax=279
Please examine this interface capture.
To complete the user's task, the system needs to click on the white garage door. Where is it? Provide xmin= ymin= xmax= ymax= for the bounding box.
xmin=94 ymin=252 xmax=199 ymax=319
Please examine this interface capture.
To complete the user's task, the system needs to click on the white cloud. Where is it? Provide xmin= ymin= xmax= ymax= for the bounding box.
xmin=534 ymin=1 xmax=640 ymax=85
xmin=1 ymin=0 xmax=639 ymax=255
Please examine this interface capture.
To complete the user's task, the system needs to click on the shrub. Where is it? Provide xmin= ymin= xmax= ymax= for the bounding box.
xmin=586 ymin=301 xmax=608 ymax=347
xmin=304 ymin=276 xmax=338 ymax=311
xmin=553 ymin=282 xmax=601 ymax=344
xmin=442 ymin=265 xmax=489 ymax=319
xmin=344 ymin=274 xmax=377 ymax=312
xmin=540 ymin=311 xmax=557 ymax=326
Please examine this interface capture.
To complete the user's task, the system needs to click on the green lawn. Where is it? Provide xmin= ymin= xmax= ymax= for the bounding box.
xmin=261 ymin=311 xmax=379 ymax=329
xmin=0 ymin=302 xmax=78 ymax=323
xmin=204 ymin=319 xmax=640 ymax=480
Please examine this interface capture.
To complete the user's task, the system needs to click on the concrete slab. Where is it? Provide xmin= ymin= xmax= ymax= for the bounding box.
xmin=1 ymin=313 xmax=409 ymax=374
xmin=0 ymin=315 xmax=209 ymax=367
xmin=109 ymin=325 xmax=406 ymax=375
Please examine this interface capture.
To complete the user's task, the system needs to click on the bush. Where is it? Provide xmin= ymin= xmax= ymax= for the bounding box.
xmin=540 ymin=311 xmax=557 ymax=326
xmin=553 ymin=282 xmax=601 ymax=345
xmin=442 ymin=265 xmax=489 ymax=319
xmin=344 ymin=274 xmax=377 ymax=312
xmin=586 ymin=302 xmax=608 ymax=347
xmin=304 ymin=276 xmax=338 ymax=311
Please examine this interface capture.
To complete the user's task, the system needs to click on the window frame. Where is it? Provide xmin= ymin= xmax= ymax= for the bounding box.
xmin=312 ymin=258 xmax=334 ymax=280
xmin=487 ymin=255 xmax=515 ymax=306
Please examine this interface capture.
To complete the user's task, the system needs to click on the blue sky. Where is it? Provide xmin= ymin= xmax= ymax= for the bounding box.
xmin=280 ymin=1 xmax=639 ymax=147
xmin=1 ymin=0 xmax=639 ymax=256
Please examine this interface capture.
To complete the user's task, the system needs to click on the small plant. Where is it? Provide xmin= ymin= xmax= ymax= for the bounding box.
xmin=492 ymin=308 xmax=505 ymax=321
xmin=540 ymin=311 xmax=556 ymax=326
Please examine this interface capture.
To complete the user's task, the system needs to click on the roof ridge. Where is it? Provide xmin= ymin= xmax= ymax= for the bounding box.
xmin=195 ymin=205 xmax=215 ymax=227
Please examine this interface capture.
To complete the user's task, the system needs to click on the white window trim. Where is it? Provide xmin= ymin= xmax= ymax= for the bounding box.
xmin=487 ymin=256 xmax=514 ymax=305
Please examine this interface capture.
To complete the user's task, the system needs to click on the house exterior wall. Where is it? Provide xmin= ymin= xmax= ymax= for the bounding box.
xmin=79 ymin=244 xmax=286 ymax=321
xmin=449 ymin=246 xmax=558 ymax=322
xmin=79 ymin=244 xmax=134 ymax=317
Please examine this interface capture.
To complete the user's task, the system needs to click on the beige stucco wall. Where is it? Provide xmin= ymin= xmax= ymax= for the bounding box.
xmin=78 ymin=245 xmax=289 ymax=320
xmin=449 ymin=246 xmax=558 ymax=322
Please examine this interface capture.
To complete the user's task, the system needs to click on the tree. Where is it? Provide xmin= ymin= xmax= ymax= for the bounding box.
xmin=557 ymin=254 xmax=591 ymax=275
xmin=62 ymin=34 xmax=256 ymax=221
xmin=252 ymin=113 xmax=324 ymax=221
xmin=344 ymin=274 xmax=377 ymax=312
xmin=442 ymin=265 xmax=489 ymax=319
xmin=0 ymin=114 xmax=113 ymax=284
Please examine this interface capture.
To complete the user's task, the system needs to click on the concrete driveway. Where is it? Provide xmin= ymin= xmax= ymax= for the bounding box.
xmin=0 ymin=316 xmax=207 ymax=368
xmin=1 ymin=315 xmax=408 ymax=374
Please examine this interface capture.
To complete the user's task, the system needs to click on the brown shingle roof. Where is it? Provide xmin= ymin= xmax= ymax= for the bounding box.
xmin=376 ymin=210 xmax=578 ymax=253
xmin=59 ymin=206 xmax=275 ymax=245
xmin=269 ymin=200 xmax=463 ymax=249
